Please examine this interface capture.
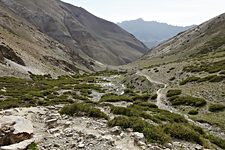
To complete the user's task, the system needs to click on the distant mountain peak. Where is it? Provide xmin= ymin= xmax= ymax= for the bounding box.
xmin=118 ymin=19 xmax=193 ymax=48
xmin=135 ymin=18 xmax=144 ymax=21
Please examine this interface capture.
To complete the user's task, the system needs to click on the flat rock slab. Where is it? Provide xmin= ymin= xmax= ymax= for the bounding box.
xmin=0 ymin=116 xmax=33 ymax=135
xmin=1 ymin=138 xmax=35 ymax=150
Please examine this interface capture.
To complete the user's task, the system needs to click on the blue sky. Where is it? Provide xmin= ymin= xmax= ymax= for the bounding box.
xmin=61 ymin=0 xmax=225 ymax=26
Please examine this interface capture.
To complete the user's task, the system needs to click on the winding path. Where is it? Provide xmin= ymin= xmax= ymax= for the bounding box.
xmin=136 ymin=70 xmax=225 ymax=139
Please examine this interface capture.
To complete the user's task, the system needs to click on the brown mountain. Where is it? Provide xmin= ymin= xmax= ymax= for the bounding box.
xmin=0 ymin=0 xmax=147 ymax=77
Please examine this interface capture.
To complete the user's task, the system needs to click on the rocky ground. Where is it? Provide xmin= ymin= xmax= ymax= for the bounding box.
xmin=0 ymin=105 xmax=207 ymax=150
xmin=0 ymin=73 xmax=215 ymax=150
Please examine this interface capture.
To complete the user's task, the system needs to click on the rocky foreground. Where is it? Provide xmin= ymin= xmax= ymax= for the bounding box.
xmin=0 ymin=105 xmax=207 ymax=150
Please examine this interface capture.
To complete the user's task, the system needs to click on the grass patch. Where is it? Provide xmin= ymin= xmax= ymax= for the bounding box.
xmin=110 ymin=106 xmax=160 ymax=123
xmin=208 ymin=104 xmax=225 ymax=112
xmin=128 ymin=104 xmax=187 ymax=123
xmin=168 ymin=95 xmax=207 ymax=107
xmin=99 ymin=93 xmax=133 ymax=103
xmin=166 ymin=89 xmax=182 ymax=97
xmin=179 ymin=76 xmax=201 ymax=85
xmin=180 ymin=75 xmax=225 ymax=85
xmin=163 ymin=123 xmax=205 ymax=145
xmin=108 ymin=116 xmax=170 ymax=144
xmin=183 ymin=59 xmax=225 ymax=73
xmin=0 ymin=74 xmax=106 ymax=110
xmin=205 ymin=134 xmax=225 ymax=149
xmin=27 ymin=142 xmax=39 ymax=150
xmin=60 ymin=102 xmax=109 ymax=120
xmin=188 ymin=109 xmax=199 ymax=115
xmin=108 ymin=117 xmax=207 ymax=146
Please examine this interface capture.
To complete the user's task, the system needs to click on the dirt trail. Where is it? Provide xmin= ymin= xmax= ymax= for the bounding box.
xmin=136 ymin=70 xmax=225 ymax=139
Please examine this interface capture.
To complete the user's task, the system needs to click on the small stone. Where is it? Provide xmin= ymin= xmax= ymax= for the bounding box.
xmin=3 ymin=110 xmax=13 ymax=116
xmin=78 ymin=142 xmax=85 ymax=148
xmin=195 ymin=145 xmax=203 ymax=150
xmin=45 ymin=118 xmax=58 ymax=124
xmin=137 ymin=141 xmax=146 ymax=146
xmin=120 ymin=132 xmax=125 ymax=138
xmin=48 ymin=128 xmax=59 ymax=134
xmin=110 ymin=126 xmax=122 ymax=135
xmin=133 ymin=132 xmax=144 ymax=140
xmin=164 ymin=143 xmax=172 ymax=149
xmin=126 ymin=128 xmax=133 ymax=132
xmin=64 ymin=121 xmax=72 ymax=128
xmin=151 ymin=146 xmax=161 ymax=150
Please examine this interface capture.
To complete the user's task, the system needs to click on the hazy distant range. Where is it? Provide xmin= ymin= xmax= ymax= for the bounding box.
xmin=118 ymin=18 xmax=194 ymax=48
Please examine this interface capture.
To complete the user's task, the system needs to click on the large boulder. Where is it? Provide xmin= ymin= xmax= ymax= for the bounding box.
xmin=0 ymin=116 xmax=33 ymax=146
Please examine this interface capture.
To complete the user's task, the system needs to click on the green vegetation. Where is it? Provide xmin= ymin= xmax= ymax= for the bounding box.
xmin=108 ymin=116 xmax=170 ymax=144
xmin=99 ymin=92 xmax=152 ymax=103
xmin=110 ymin=106 xmax=160 ymax=123
xmin=183 ymin=59 xmax=225 ymax=73
xmin=27 ymin=142 xmax=39 ymax=150
xmin=179 ymin=76 xmax=201 ymax=85
xmin=99 ymin=93 xmax=133 ymax=103
xmin=0 ymin=74 xmax=105 ymax=110
xmin=108 ymin=116 xmax=208 ymax=146
xmin=219 ymin=70 xmax=225 ymax=75
xmin=188 ymin=109 xmax=199 ymax=115
xmin=180 ymin=75 xmax=225 ymax=85
xmin=205 ymin=134 xmax=225 ymax=149
xmin=195 ymin=37 xmax=225 ymax=56
xmin=208 ymin=104 xmax=225 ymax=112
xmin=60 ymin=102 xmax=109 ymax=120
xmin=163 ymin=123 xmax=205 ymax=145
xmin=166 ymin=89 xmax=182 ymax=97
xmin=128 ymin=104 xmax=187 ymax=123
xmin=168 ymin=95 xmax=207 ymax=107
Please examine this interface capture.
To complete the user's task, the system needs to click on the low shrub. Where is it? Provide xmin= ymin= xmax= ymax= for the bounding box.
xmin=110 ymin=106 xmax=160 ymax=123
xmin=219 ymin=71 xmax=225 ymax=75
xmin=133 ymin=94 xmax=151 ymax=102
xmin=133 ymin=101 xmax=158 ymax=108
xmin=180 ymin=76 xmax=201 ymax=85
xmin=108 ymin=116 xmax=170 ymax=144
xmin=183 ymin=59 xmax=225 ymax=73
xmin=151 ymin=94 xmax=157 ymax=100
xmin=180 ymin=75 xmax=225 ymax=85
xmin=188 ymin=109 xmax=199 ymax=115
xmin=0 ymin=98 xmax=22 ymax=109
xmin=60 ymin=102 xmax=109 ymax=120
xmin=154 ymin=110 xmax=188 ymax=123
xmin=168 ymin=95 xmax=207 ymax=107
xmin=166 ymin=89 xmax=182 ymax=97
xmin=100 ymin=93 xmax=133 ymax=103
xmin=206 ymin=134 xmax=225 ymax=149
xmin=163 ymin=123 xmax=205 ymax=145
xmin=208 ymin=104 xmax=225 ymax=112
xmin=27 ymin=142 xmax=39 ymax=150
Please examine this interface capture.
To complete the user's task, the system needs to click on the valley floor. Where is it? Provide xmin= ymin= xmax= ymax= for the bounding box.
xmin=0 ymin=70 xmax=225 ymax=150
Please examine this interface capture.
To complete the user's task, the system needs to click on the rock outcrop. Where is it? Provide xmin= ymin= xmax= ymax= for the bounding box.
xmin=0 ymin=116 xmax=33 ymax=148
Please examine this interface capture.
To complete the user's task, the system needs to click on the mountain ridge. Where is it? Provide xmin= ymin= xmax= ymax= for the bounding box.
xmin=0 ymin=0 xmax=148 ymax=77
xmin=118 ymin=18 xmax=194 ymax=48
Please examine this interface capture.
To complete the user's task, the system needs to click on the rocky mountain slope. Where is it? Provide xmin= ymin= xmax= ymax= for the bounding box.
xmin=118 ymin=18 xmax=193 ymax=48
xmin=2 ymin=0 xmax=148 ymax=65
xmin=137 ymin=13 xmax=225 ymax=67
xmin=0 ymin=0 xmax=148 ymax=77
xmin=120 ymin=13 xmax=225 ymax=150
